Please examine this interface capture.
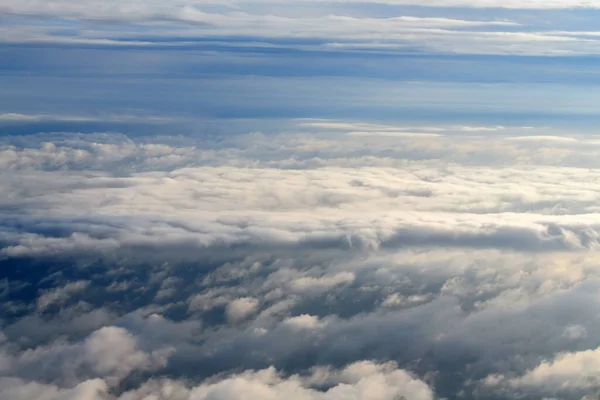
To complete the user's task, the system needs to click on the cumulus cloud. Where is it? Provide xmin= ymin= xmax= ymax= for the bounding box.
xmin=484 ymin=346 xmax=600 ymax=397
xmin=512 ymin=347 xmax=600 ymax=389
xmin=83 ymin=327 xmax=162 ymax=379
xmin=283 ymin=314 xmax=328 ymax=330
xmin=0 ymin=378 xmax=107 ymax=400
xmin=4 ymin=124 xmax=600 ymax=399
xmin=0 ymin=325 xmax=170 ymax=388
xmin=116 ymin=361 xmax=434 ymax=400
xmin=226 ymin=298 xmax=260 ymax=323
xmin=37 ymin=281 xmax=90 ymax=312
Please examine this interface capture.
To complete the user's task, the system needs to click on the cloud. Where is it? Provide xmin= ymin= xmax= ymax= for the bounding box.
xmin=3 ymin=127 xmax=600 ymax=263
xmin=3 ymin=0 xmax=600 ymax=21
xmin=0 ymin=378 xmax=107 ymax=400
xmin=36 ymin=281 xmax=90 ymax=312
xmin=83 ymin=327 xmax=164 ymax=380
xmin=323 ymin=0 xmax=600 ymax=8
xmin=0 ymin=325 xmax=171 ymax=388
xmin=288 ymin=272 xmax=356 ymax=295
xmin=282 ymin=314 xmax=328 ymax=330
xmin=513 ymin=347 xmax=600 ymax=389
xmin=4 ymin=126 xmax=600 ymax=399
xmin=485 ymin=346 xmax=600 ymax=397
xmin=226 ymin=298 xmax=260 ymax=323
xmin=0 ymin=113 xmax=172 ymax=123
xmin=117 ymin=361 xmax=434 ymax=400
xmin=4 ymin=0 xmax=600 ymax=56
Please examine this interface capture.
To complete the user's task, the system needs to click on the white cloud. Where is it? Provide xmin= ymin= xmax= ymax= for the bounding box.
xmin=325 ymin=0 xmax=600 ymax=8
xmin=382 ymin=293 xmax=432 ymax=308
xmin=282 ymin=314 xmax=327 ymax=330
xmin=37 ymin=281 xmax=90 ymax=312
xmin=289 ymin=272 xmax=356 ymax=295
xmin=188 ymin=289 xmax=232 ymax=312
xmin=226 ymin=297 xmax=260 ymax=323
xmin=117 ymin=361 xmax=434 ymax=400
xmin=5 ymin=127 xmax=600 ymax=399
xmin=4 ymin=128 xmax=600 ymax=264
xmin=510 ymin=347 xmax=600 ymax=389
xmin=0 ymin=113 xmax=171 ymax=123
xmin=83 ymin=327 xmax=155 ymax=378
xmin=485 ymin=346 xmax=600 ymax=396
xmin=0 ymin=325 xmax=171 ymax=388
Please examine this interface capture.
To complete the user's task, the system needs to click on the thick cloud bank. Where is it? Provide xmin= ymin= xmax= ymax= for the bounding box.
xmin=2 ymin=122 xmax=600 ymax=399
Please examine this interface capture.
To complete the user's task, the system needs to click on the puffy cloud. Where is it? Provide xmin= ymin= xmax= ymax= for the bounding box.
xmin=118 ymin=361 xmax=434 ymax=400
xmin=83 ymin=327 xmax=159 ymax=379
xmin=36 ymin=281 xmax=90 ymax=312
xmin=4 ymin=126 xmax=600 ymax=399
xmin=282 ymin=314 xmax=327 ymax=330
xmin=484 ymin=346 xmax=600 ymax=397
xmin=0 ymin=325 xmax=171 ymax=388
xmin=0 ymin=378 xmax=107 ymax=400
xmin=514 ymin=347 xmax=600 ymax=389
xmin=226 ymin=298 xmax=260 ymax=323
xmin=6 ymin=130 xmax=600 ymax=260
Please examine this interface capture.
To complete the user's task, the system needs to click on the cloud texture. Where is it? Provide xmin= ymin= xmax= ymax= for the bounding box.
xmin=2 ymin=122 xmax=600 ymax=399
xmin=5 ymin=0 xmax=600 ymax=56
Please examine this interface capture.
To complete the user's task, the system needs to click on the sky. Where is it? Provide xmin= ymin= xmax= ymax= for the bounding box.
xmin=3 ymin=1 xmax=600 ymax=400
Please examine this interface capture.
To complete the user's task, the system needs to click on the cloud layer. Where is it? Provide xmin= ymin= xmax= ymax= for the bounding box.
xmin=2 ymin=122 xmax=600 ymax=399
xmin=5 ymin=0 xmax=600 ymax=56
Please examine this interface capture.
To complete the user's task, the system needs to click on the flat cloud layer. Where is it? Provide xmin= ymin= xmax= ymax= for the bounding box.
xmin=6 ymin=0 xmax=600 ymax=56
xmin=2 ymin=122 xmax=600 ymax=399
